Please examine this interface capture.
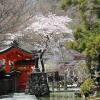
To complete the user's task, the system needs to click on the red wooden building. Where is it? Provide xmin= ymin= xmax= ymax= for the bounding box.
xmin=0 ymin=41 xmax=36 ymax=92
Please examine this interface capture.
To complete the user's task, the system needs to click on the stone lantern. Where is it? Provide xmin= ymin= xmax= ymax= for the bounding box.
xmin=25 ymin=50 xmax=50 ymax=97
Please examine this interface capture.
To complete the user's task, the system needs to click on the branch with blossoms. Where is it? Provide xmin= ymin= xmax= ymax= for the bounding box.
xmin=23 ymin=12 xmax=73 ymax=48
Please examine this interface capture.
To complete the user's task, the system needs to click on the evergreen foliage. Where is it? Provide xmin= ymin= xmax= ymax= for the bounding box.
xmin=61 ymin=0 xmax=100 ymax=69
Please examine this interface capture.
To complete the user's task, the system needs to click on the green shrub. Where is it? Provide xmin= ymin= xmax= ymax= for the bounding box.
xmin=80 ymin=79 xmax=94 ymax=95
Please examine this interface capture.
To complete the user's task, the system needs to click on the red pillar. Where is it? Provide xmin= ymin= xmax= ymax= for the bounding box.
xmin=5 ymin=60 xmax=10 ymax=73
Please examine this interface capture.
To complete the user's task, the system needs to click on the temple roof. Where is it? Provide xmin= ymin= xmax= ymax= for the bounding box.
xmin=0 ymin=40 xmax=36 ymax=54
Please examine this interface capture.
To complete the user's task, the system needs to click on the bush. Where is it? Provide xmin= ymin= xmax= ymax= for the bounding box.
xmin=80 ymin=79 xmax=94 ymax=96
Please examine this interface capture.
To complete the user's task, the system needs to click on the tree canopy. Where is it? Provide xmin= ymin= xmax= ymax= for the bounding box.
xmin=61 ymin=0 xmax=100 ymax=69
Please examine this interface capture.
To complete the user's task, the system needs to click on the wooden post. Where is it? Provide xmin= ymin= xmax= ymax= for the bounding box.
xmin=52 ymin=72 xmax=54 ymax=92
xmin=64 ymin=72 xmax=67 ymax=90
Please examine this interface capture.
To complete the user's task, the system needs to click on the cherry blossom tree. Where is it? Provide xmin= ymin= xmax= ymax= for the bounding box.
xmin=26 ymin=13 xmax=72 ymax=35
xmin=0 ymin=0 xmax=73 ymax=62
xmin=21 ymin=12 xmax=73 ymax=63
xmin=23 ymin=12 xmax=73 ymax=47
xmin=4 ymin=12 xmax=72 ymax=53
xmin=2 ymin=12 xmax=72 ymax=63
